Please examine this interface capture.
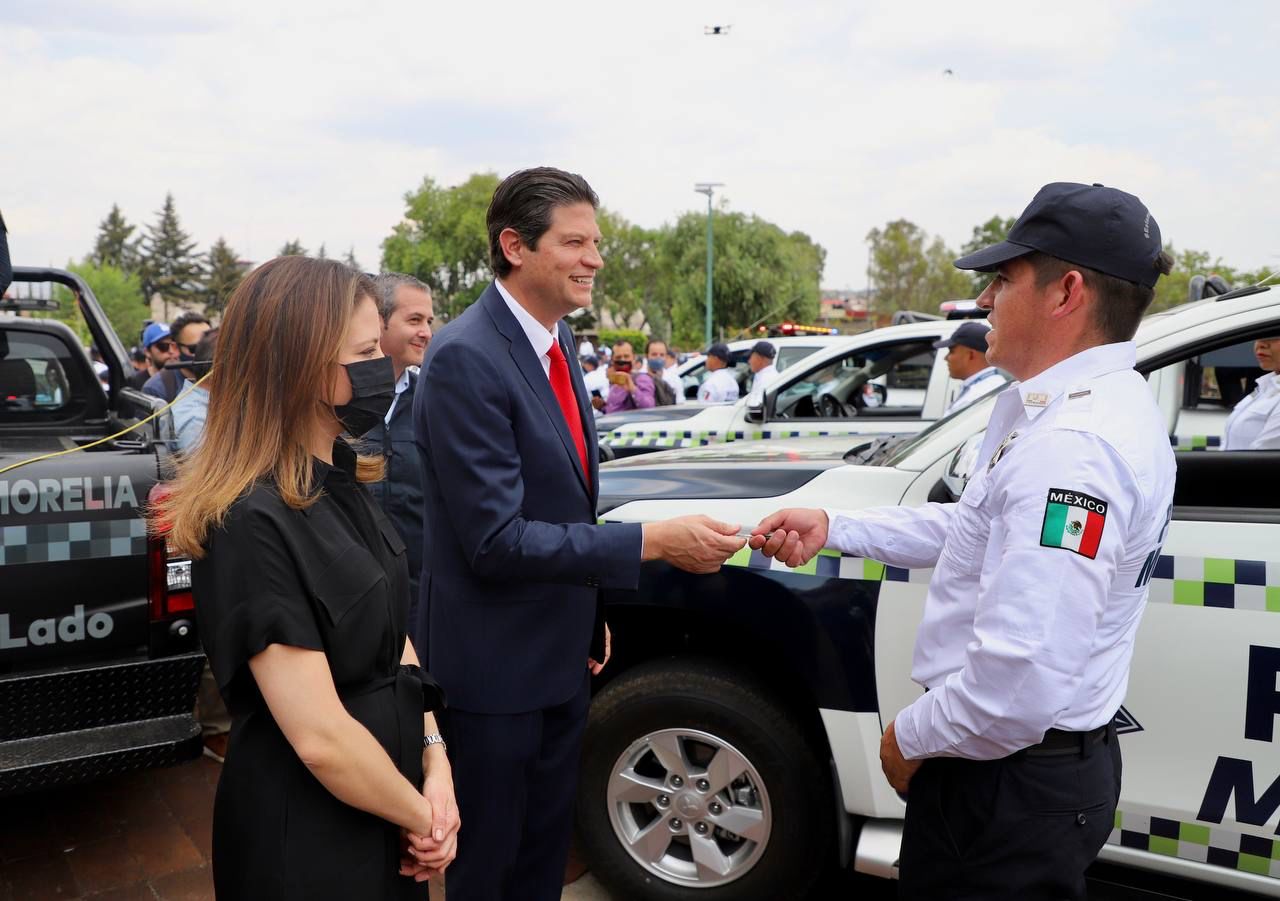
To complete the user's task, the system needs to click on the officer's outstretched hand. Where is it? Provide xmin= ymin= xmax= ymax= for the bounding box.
xmin=642 ymin=515 xmax=745 ymax=574
xmin=749 ymin=508 xmax=829 ymax=568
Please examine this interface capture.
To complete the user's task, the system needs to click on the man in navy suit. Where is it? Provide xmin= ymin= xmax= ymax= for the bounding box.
xmin=413 ymin=167 xmax=745 ymax=901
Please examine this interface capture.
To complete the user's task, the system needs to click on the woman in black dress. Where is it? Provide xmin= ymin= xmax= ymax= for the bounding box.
xmin=153 ymin=257 xmax=458 ymax=899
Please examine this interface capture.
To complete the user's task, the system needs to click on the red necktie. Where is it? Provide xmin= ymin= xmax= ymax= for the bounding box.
xmin=546 ymin=340 xmax=590 ymax=478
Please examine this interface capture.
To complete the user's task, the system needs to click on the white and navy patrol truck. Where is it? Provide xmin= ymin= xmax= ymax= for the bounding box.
xmin=600 ymin=320 xmax=993 ymax=459
xmin=593 ymin=335 xmax=849 ymax=450
xmin=0 ymin=268 xmax=203 ymax=796
xmin=577 ymin=284 xmax=1280 ymax=899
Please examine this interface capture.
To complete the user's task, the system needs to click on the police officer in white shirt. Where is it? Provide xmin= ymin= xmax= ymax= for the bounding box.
xmin=751 ymin=183 xmax=1176 ymax=901
xmin=1222 ymin=335 xmax=1280 ymax=450
xmin=697 ymin=343 xmax=740 ymax=404
xmin=934 ymin=321 xmax=1004 ymax=415
xmin=745 ymin=341 xmax=780 ymax=406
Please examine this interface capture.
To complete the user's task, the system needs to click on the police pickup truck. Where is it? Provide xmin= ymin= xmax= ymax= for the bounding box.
xmin=592 ymin=335 xmax=847 ymax=451
xmin=601 ymin=319 xmax=990 ymax=458
xmin=577 ymin=284 xmax=1280 ymax=899
xmin=0 ymin=267 xmax=203 ymax=796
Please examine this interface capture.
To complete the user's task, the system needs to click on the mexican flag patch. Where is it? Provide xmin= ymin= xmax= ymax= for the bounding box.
xmin=1040 ymin=488 xmax=1107 ymax=559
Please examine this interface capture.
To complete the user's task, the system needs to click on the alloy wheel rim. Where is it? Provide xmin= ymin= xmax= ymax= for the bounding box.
xmin=605 ymin=727 xmax=772 ymax=888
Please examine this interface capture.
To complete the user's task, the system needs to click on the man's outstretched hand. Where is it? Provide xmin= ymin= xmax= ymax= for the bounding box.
xmin=748 ymin=508 xmax=830 ymax=568
xmin=642 ymin=515 xmax=745 ymax=574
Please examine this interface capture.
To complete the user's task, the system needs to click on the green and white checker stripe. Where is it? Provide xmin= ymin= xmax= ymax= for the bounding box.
xmin=721 ymin=544 xmax=932 ymax=583
xmin=718 ymin=544 xmax=1280 ymax=614
xmin=1111 ymin=808 xmax=1280 ymax=878
xmin=1170 ymin=434 xmax=1223 ymax=452
xmin=0 ymin=517 xmax=148 ymax=565
xmin=602 ymin=428 xmax=835 ymax=449
xmin=1145 ymin=554 xmax=1280 ymax=613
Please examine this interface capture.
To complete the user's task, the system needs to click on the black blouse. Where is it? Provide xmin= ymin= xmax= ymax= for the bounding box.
xmin=194 ymin=441 xmax=441 ymax=721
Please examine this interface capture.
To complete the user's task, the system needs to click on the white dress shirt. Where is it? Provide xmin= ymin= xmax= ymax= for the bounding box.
xmin=746 ymin=364 xmax=780 ymax=405
xmin=663 ymin=367 xmax=686 ymax=404
xmin=384 ymin=366 xmax=413 ymax=425
xmin=826 ymin=342 xmax=1176 ymax=760
xmin=495 ymin=279 xmax=556 ymax=380
xmin=945 ymin=366 xmax=1005 ymax=415
xmin=698 ymin=368 xmax=741 ymax=404
xmin=1222 ymin=372 xmax=1280 ymax=450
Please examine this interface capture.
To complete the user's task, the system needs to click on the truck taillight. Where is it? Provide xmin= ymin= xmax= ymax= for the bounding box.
xmin=146 ymin=483 xmax=195 ymax=619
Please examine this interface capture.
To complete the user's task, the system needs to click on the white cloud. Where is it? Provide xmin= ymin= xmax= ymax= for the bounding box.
xmin=2 ymin=0 xmax=1276 ymax=298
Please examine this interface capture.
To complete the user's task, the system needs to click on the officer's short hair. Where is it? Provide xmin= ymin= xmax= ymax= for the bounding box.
xmin=487 ymin=168 xmax=599 ymax=279
xmin=373 ymin=273 xmax=431 ymax=324
xmin=1026 ymin=250 xmax=1173 ymax=343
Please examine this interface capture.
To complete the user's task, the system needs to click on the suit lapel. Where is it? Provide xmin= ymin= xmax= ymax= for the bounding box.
xmin=481 ymin=287 xmax=591 ymax=498
xmin=558 ymin=320 xmax=599 ymax=502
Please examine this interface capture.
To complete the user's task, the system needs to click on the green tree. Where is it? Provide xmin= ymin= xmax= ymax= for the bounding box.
xmin=595 ymin=210 xmax=669 ymax=336
xmin=279 ymin=239 xmax=307 ymax=257
xmin=664 ymin=207 xmax=824 ymax=347
xmin=202 ymin=237 xmax=244 ymax=317
xmin=139 ymin=193 xmax=203 ymax=314
xmin=867 ymin=219 xmax=972 ymax=314
xmin=380 ymin=173 xmax=500 ymax=321
xmin=44 ymin=261 xmax=149 ymax=347
xmin=959 ymin=215 xmax=1016 ymax=297
xmin=866 ymin=219 xmax=929 ymax=314
xmin=343 ymin=246 xmax=362 ymax=270
xmin=924 ymin=236 xmax=974 ymax=303
xmin=316 ymin=243 xmax=328 ymax=260
xmin=91 ymin=204 xmax=140 ymax=272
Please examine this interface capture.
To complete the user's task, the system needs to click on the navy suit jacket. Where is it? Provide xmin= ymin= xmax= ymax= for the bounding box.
xmin=412 ymin=283 xmax=643 ymax=714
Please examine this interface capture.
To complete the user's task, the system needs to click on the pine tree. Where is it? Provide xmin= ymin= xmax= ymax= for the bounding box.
xmin=91 ymin=204 xmax=140 ymax=272
xmin=139 ymin=193 xmax=203 ymax=314
xmin=316 ymin=243 xmax=328 ymax=260
xmin=202 ymin=237 xmax=245 ymax=317
xmin=279 ymin=239 xmax=307 ymax=257
xmin=343 ymin=246 xmax=362 ymax=270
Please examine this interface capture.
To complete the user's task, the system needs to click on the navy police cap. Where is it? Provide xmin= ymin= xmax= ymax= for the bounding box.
xmin=954 ymin=182 xmax=1164 ymax=288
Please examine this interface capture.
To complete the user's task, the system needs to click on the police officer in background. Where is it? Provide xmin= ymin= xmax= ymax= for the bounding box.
xmin=751 ymin=183 xmax=1176 ymax=900
xmin=935 ymin=320 xmax=1003 ymax=415
xmin=697 ymin=343 xmax=740 ymax=403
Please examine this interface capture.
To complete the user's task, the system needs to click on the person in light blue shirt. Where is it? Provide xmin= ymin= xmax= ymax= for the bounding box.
xmin=172 ymin=329 xmax=216 ymax=452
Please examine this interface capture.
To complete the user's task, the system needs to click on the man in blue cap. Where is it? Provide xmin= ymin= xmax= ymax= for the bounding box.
xmin=127 ymin=322 xmax=178 ymax=390
xmin=751 ymin=183 xmax=1176 ymax=899
xmin=934 ymin=321 xmax=1003 ymax=415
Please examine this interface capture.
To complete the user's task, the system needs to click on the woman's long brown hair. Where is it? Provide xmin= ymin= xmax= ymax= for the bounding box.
xmin=153 ymin=256 xmax=383 ymax=558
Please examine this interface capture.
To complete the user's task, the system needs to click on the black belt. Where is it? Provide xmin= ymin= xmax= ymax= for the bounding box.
xmin=1022 ymin=721 xmax=1114 ymax=758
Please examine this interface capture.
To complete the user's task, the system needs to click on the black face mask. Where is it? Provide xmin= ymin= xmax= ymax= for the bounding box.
xmin=335 ymin=357 xmax=395 ymax=437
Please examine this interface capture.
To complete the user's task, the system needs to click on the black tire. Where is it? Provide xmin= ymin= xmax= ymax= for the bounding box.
xmin=576 ymin=658 xmax=833 ymax=901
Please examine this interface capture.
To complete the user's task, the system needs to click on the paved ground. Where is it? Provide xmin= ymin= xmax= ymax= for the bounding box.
xmin=0 ymin=752 xmax=615 ymax=901
xmin=0 ymin=754 xmax=1255 ymax=900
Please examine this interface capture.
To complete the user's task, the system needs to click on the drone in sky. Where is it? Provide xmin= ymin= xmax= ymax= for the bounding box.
xmin=704 ymin=25 xmax=731 ymax=36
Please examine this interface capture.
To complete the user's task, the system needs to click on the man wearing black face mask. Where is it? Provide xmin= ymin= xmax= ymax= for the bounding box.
xmin=144 ymin=310 xmax=211 ymax=402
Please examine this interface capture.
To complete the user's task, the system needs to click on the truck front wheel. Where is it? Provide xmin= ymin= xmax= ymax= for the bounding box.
xmin=576 ymin=658 xmax=832 ymax=900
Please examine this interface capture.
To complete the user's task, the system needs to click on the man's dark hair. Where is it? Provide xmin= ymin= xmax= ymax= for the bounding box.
xmin=194 ymin=328 xmax=219 ymax=366
xmin=170 ymin=310 xmax=211 ymax=342
xmin=1025 ymin=250 xmax=1174 ymax=343
xmin=487 ymin=167 xmax=599 ymax=278
xmin=645 ymin=338 xmax=668 ymax=355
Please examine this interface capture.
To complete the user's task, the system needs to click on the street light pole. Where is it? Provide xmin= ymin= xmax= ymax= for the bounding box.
xmin=694 ymin=182 xmax=723 ymax=347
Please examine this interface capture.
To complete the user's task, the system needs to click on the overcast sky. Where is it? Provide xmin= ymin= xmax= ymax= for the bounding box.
xmin=4 ymin=0 xmax=1277 ymax=291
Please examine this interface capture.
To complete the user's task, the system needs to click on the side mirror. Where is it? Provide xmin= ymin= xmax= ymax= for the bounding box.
xmin=745 ymin=402 xmax=765 ymax=424
xmin=941 ymin=430 xmax=985 ymax=499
